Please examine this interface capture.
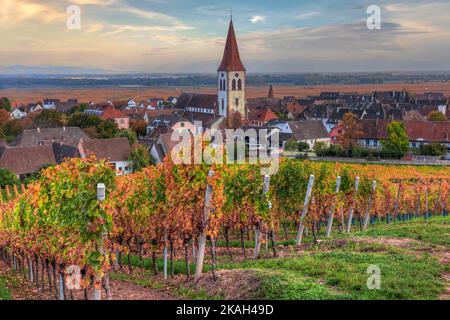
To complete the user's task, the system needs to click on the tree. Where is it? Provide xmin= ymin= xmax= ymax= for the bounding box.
xmin=284 ymin=139 xmax=299 ymax=151
xmin=381 ymin=121 xmax=410 ymax=158
xmin=97 ymin=119 xmax=118 ymax=138
xmin=336 ymin=113 xmax=363 ymax=151
xmin=116 ymin=129 xmax=137 ymax=145
xmin=67 ymin=113 xmax=118 ymax=138
xmin=129 ymin=144 xmax=154 ymax=171
xmin=313 ymin=141 xmax=327 ymax=154
xmin=0 ymin=97 xmax=12 ymax=112
xmin=427 ymin=111 xmax=447 ymax=122
xmin=130 ymin=120 xmax=147 ymax=137
xmin=33 ymin=110 xmax=65 ymax=128
xmin=0 ymin=109 xmax=10 ymax=127
xmin=419 ymin=143 xmax=447 ymax=156
xmin=2 ymin=119 xmax=23 ymax=141
xmin=226 ymin=110 xmax=243 ymax=130
xmin=67 ymin=113 xmax=101 ymax=128
xmin=298 ymin=141 xmax=310 ymax=152
xmin=0 ymin=168 xmax=19 ymax=187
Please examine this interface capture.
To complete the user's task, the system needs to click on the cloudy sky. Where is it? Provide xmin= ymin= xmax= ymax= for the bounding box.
xmin=1 ymin=0 xmax=450 ymax=73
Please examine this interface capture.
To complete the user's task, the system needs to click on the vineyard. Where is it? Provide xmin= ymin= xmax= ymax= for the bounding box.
xmin=0 ymin=156 xmax=449 ymax=300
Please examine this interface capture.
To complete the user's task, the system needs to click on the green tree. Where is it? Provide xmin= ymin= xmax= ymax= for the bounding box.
xmin=67 ymin=113 xmax=101 ymax=128
xmin=116 ymin=129 xmax=137 ymax=145
xmin=381 ymin=121 xmax=410 ymax=158
xmin=298 ymin=141 xmax=310 ymax=152
xmin=130 ymin=120 xmax=147 ymax=137
xmin=0 ymin=168 xmax=19 ymax=187
xmin=419 ymin=143 xmax=447 ymax=156
xmin=0 ymin=97 xmax=12 ymax=112
xmin=2 ymin=119 xmax=23 ymax=142
xmin=284 ymin=139 xmax=299 ymax=151
xmin=67 ymin=113 xmax=118 ymax=139
xmin=313 ymin=141 xmax=326 ymax=154
xmin=129 ymin=144 xmax=154 ymax=172
xmin=33 ymin=110 xmax=65 ymax=128
xmin=0 ymin=109 xmax=10 ymax=127
xmin=427 ymin=111 xmax=447 ymax=122
xmin=97 ymin=119 xmax=118 ymax=138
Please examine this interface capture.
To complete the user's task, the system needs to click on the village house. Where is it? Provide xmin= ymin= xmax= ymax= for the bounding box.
xmin=10 ymin=107 xmax=27 ymax=119
xmin=289 ymin=121 xmax=331 ymax=149
xmin=101 ymin=107 xmax=130 ymax=129
xmin=352 ymin=120 xmax=450 ymax=153
xmin=1 ymin=135 xmax=133 ymax=178
xmin=127 ymin=99 xmax=137 ymax=108
xmin=11 ymin=127 xmax=89 ymax=147
xmin=247 ymin=108 xmax=278 ymax=127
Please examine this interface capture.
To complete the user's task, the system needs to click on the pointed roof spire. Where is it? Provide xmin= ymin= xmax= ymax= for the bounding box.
xmin=218 ymin=19 xmax=246 ymax=72
xmin=268 ymin=84 xmax=274 ymax=98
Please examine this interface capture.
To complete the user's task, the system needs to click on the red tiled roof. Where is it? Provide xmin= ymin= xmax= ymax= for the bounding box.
xmin=218 ymin=20 xmax=246 ymax=72
xmin=357 ymin=119 xmax=450 ymax=143
xmin=101 ymin=107 xmax=128 ymax=120
xmin=248 ymin=108 xmax=278 ymax=123
xmin=405 ymin=121 xmax=450 ymax=142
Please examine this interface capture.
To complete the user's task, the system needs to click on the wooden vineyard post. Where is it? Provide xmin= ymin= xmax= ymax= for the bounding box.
xmin=393 ymin=181 xmax=402 ymax=222
xmin=5 ymin=185 xmax=11 ymax=200
xmin=326 ymin=176 xmax=341 ymax=238
xmin=254 ymin=175 xmax=270 ymax=259
xmin=425 ymin=186 xmax=429 ymax=219
xmin=346 ymin=177 xmax=360 ymax=234
xmin=163 ymin=228 xmax=168 ymax=280
xmin=93 ymin=183 xmax=106 ymax=301
xmin=13 ymin=184 xmax=19 ymax=198
xmin=296 ymin=175 xmax=315 ymax=247
xmin=194 ymin=170 xmax=214 ymax=283
xmin=363 ymin=181 xmax=377 ymax=230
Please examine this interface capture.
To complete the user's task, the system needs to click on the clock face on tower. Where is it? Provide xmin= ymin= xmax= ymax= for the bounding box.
xmin=235 ymin=73 xmax=239 ymax=78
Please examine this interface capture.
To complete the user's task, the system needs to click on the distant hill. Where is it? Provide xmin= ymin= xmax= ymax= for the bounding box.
xmin=0 ymin=65 xmax=111 ymax=76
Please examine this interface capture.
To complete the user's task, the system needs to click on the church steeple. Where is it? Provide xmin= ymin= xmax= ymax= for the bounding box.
xmin=218 ymin=20 xmax=246 ymax=72
xmin=268 ymin=85 xmax=274 ymax=98
xmin=217 ymin=18 xmax=246 ymax=119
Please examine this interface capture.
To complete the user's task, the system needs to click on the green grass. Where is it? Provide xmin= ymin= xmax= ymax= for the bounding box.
xmin=0 ymin=277 xmax=12 ymax=300
xmin=118 ymin=216 xmax=449 ymax=300
xmin=359 ymin=216 xmax=450 ymax=246
xmin=109 ymin=271 xmax=222 ymax=300
xmin=221 ymin=243 xmax=445 ymax=300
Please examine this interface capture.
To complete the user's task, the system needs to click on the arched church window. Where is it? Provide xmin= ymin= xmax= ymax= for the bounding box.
xmin=232 ymin=79 xmax=237 ymax=90
xmin=238 ymin=79 xmax=242 ymax=91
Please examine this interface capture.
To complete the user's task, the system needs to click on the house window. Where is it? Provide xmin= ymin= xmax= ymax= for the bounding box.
xmin=235 ymin=98 xmax=239 ymax=106
xmin=181 ymin=123 xmax=185 ymax=128
xmin=366 ymin=139 xmax=370 ymax=146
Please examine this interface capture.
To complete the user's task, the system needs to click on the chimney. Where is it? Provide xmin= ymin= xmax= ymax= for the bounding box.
xmin=37 ymin=127 xmax=40 ymax=133
xmin=63 ymin=126 xmax=66 ymax=132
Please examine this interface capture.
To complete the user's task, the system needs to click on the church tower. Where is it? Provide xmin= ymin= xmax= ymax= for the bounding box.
xmin=217 ymin=19 xmax=246 ymax=119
